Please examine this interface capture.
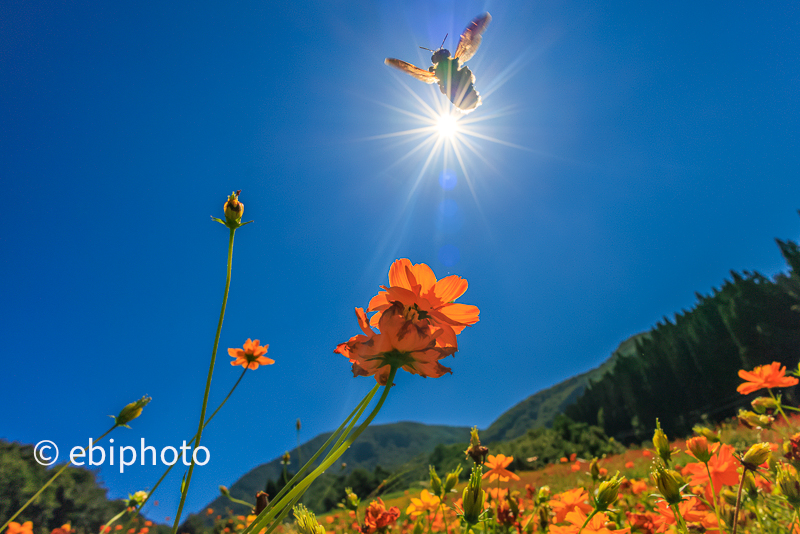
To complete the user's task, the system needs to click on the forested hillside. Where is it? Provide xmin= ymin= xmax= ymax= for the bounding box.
xmin=566 ymin=237 xmax=800 ymax=441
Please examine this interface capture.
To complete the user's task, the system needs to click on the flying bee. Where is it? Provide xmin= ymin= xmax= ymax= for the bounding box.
xmin=385 ymin=12 xmax=491 ymax=113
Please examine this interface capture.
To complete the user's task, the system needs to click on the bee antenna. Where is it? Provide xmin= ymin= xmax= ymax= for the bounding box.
xmin=420 ymin=33 xmax=448 ymax=52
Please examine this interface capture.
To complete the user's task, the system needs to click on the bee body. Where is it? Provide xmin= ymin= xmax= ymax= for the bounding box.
xmin=384 ymin=13 xmax=491 ymax=113
xmin=432 ymin=55 xmax=481 ymax=112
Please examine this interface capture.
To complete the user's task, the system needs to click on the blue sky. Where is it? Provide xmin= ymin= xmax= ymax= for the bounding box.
xmin=2 ymin=0 xmax=799 ymax=522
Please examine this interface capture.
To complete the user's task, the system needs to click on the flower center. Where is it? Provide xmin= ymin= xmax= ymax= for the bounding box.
xmin=402 ymin=303 xmax=430 ymax=322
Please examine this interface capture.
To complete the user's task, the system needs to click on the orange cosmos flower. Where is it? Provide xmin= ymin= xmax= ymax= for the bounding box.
xmin=737 ymin=361 xmax=799 ymax=395
xmin=550 ymin=510 xmax=630 ymax=534
xmin=653 ymin=498 xmax=706 ymax=532
xmin=549 ymin=488 xmax=592 ymax=524
xmin=228 ymin=339 xmax=273 ymax=370
xmin=483 ymin=454 xmax=520 ymax=482
xmin=629 ymin=479 xmax=649 ymax=495
xmin=486 ymin=487 xmax=508 ymax=501
xmin=7 ymin=523 xmax=34 ymax=534
xmin=362 ymin=498 xmax=400 ymax=534
xmin=682 ymin=443 xmax=739 ymax=495
xmin=367 ymin=259 xmax=479 ymax=349
xmin=335 ymin=301 xmax=457 ymax=384
xmin=406 ymin=490 xmax=440 ymax=519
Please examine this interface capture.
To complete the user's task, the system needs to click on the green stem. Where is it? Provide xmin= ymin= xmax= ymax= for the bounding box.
xmin=243 ymin=368 xmax=398 ymax=534
xmin=494 ymin=480 xmax=499 ymax=534
xmin=100 ymin=507 xmax=128 ymax=534
xmin=577 ymin=509 xmax=598 ymax=534
xmin=263 ymin=383 xmax=379 ymax=515
xmin=128 ymin=368 xmax=248 ymax=526
xmin=227 ymin=495 xmax=256 ymax=508
xmin=296 ymin=426 xmax=302 ymax=471
xmin=731 ymin=469 xmax=746 ymax=534
xmin=171 ymin=226 xmax=236 ymax=534
xmin=670 ymin=504 xmax=690 ymax=534
xmin=705 ymin=462 xmax=727 ymax=534
xmin=1 ymin=425 xmax=117 ymax=532
xmin=439 ymin=501 xmax=451 ymax=534
xmin=768 ymin=388 xmax=793 ymax=427
xmin=263 ymin=492 xmax=303 ymax=534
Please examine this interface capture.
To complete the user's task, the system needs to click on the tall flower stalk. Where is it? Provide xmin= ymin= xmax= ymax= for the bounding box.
xmin=171 ymin=191 xmax=252 ymax=533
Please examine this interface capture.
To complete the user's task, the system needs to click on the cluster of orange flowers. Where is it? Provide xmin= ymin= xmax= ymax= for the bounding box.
xmin=298 ymin=360 xmax=800 ymax=534
xmin=335 ymin=259 xmax=479 ymax=384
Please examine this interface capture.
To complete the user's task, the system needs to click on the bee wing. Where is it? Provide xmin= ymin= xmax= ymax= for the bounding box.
xmin=384 ymin=58 xmax=437 ymax=84
xmin=454 ymin=12 xmax=491 ymax=64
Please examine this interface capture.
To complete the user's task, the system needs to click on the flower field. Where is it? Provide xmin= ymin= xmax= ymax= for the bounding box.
xmin=4 ymin=195 xmax=800 ymax=534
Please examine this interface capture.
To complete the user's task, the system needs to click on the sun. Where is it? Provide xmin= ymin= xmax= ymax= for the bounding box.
xmin=365 ymin=74 xmax=529 ymax=205
xmin=436 ymin=112 xmax=460 ymax=138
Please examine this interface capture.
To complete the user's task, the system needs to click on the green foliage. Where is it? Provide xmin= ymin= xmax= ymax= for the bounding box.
xmin=482 ymin=334 xmax=644 ymax=443
xmin=195 ymin=423 xmax=468 ymax=521
xmin=566 ymin=230 xmax=800 ymax=442
xmin=428 ymin=415 xmax=622 ymax=473
xmin=0 ymin=440 xmax=126 ymax=533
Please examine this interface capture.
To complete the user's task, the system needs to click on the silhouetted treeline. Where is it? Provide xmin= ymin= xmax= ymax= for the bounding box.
xmin=566 ymin=233 xmax=800 ymax=442
xmin=0 ymin=441 xmax=127 ymax=533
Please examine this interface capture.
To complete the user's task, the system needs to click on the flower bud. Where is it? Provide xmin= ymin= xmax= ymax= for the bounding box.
xmin=220 ymin=485 xmax=230 ymax=496
xmin=777 ymin=464 xmax=800 ymax=508
xmin=293 ymin=504 xmax=325 ymax=534
xmin=653 ymin=420 xmax=671 ymax=464
xmin=465 ymin=426 xmax=489 ymax=464
xmin=281 ymin=451 xmax=291 ymax=465
xmin=126 ymin=490 xmax=148 ymax=509
xmin=296 ymin=419 xmax=301 ymax=431
xmin=224 ymin=190 xmax=244 ymax=223
xmin=254 ymin=491 xmax=269 ymax=515
xmin=461 ymin=465 xmax=486 ymax=526
xmin=589 ymin=458 xmax=601 ymax=481
xmin=751 ymin=396 xmax=779 ymax=414
xmin=692 ymin=425 xmax=720 ymax=443
xmin=344 ymin=487 xmax=360 ymax=511
xmin=412 ymin=521 xmax=424 ymax=534
xmin=651 ymin=464 xmax=684 ymax=505
xmin=686 ymin=436 xmax=713 ymax=463
xmin=113 ymin=396 xmax=151 ymax=428
xmin=595 ymin=472 xmax=625 ymax=511
xmin=444 ymin=465 xmax=463 ymax=493
xmin=741 ymin=442 xmax=772 ymax=471
xmin=537 ymin=486 xmax=551 ymax=504
xmin=429 ymin=466 xmax=443 ymax=497
xmin=738 ymin=409 xmax=773 ymax=430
